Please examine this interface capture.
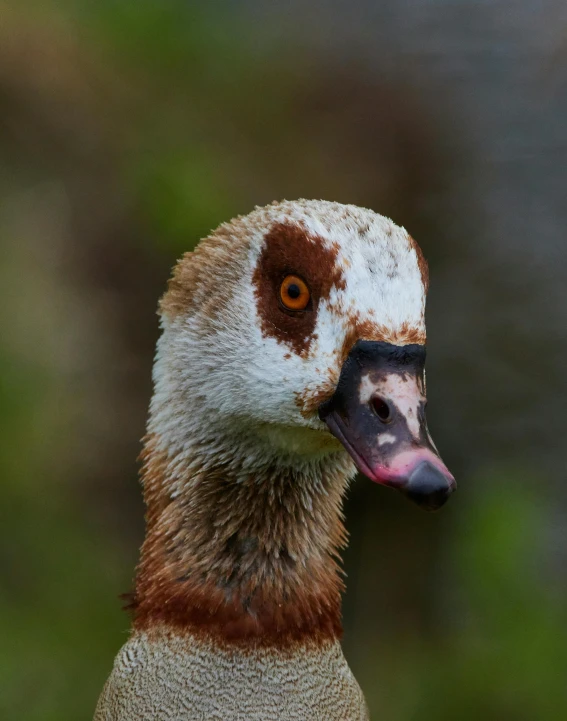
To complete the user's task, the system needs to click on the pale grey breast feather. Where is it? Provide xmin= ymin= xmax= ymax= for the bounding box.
xmin=94 ymin=628 xmax=369 ymax=721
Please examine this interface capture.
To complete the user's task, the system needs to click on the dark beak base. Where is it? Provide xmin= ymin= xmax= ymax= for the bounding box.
xmin=319 ymin=340 xmax=456 ymax=512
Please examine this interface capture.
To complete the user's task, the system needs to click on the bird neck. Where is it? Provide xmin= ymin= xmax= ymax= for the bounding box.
xmin=132 ymin=431 xmax=353 ymax=647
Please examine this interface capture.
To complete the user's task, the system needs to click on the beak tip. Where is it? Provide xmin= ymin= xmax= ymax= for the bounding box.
xmin=404 ymin=461 xmax=456 ymax=511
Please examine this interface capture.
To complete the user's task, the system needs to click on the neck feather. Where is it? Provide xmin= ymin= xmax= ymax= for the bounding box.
xmin=132 ymin=431 xmax=353 ymax=647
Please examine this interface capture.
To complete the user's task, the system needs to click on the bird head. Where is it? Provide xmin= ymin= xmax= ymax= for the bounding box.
xmin=154 ymin=199 xmax=455 ymax=510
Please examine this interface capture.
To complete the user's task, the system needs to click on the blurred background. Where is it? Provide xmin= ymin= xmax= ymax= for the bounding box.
xmin=1 ymin=1 xmax=567 ymax=719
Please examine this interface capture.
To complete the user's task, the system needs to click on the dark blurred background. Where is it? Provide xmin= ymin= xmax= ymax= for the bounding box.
xmin=2 ymin=1 xmax=567 ymax=719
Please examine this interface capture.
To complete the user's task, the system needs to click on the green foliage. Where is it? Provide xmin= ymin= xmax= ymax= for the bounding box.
xmin=128 ymin=146 xmax=235 ymax=253
xmin=423 ymin=480 xmax=567 ymax=721
xmin=358 ymin=478 xmax=567 ymax=721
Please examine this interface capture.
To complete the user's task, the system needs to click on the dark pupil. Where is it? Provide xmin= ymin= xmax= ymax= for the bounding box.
xmin=287 ymin=283 xmax=301 ymax=299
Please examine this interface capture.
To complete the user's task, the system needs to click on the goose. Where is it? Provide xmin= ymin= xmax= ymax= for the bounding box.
xmin=94 ymin=199 xmax=455 ymax=721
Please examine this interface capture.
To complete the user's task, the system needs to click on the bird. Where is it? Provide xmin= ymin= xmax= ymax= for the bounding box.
xmin=94 ymin=199 xmax=455 ymax=720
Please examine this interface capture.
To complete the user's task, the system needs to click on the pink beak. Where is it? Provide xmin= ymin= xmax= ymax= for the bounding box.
xmin=319 ymin=340 xmax=456 ymax=511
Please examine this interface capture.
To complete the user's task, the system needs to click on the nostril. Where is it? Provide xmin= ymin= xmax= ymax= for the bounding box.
xmin=371 ymin=395 xmax=392 ymax=423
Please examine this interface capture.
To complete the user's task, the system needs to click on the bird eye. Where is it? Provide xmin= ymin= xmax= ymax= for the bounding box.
xmin=280 ymin=275 xmax=311 ymax=311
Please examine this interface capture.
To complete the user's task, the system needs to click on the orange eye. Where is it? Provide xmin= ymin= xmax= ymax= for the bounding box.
xmin=280 ymin=275 xmax=311 ymax=311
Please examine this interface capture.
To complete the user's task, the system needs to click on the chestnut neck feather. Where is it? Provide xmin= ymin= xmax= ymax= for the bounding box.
xmin=132 ymin=433 xmax=350 ymax=647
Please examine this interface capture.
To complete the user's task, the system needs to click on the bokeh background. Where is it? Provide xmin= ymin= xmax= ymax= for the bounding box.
xmin=2 ymin=1 xmax=567 ymax=719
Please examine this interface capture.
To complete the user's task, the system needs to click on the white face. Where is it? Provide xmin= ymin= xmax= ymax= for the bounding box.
xmin=150 ymin=200 xmax=427 ymax=462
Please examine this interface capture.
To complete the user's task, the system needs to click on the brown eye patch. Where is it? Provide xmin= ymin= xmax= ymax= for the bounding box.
xmin=253 ymin=221 xmax=345 ymax=356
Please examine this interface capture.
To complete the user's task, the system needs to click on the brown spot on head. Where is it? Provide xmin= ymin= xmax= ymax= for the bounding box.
xmin=338 ymin=317 xmax=389 ymax=366
xmin=339 ymin=316 xmax=426 ymax=359
xmin=159 ymin=250 xmax=196 ymax=319
xmin=408 ymin=234 xmax=429 ymax=293
xmin=295 ymin=376 xmax=339 ymax=419
xmin=394 ymin=321 xmax=427 ymax=345
xmin=252 ymin=221 xmax=345 ymax=356
xmin=159 ymin=219 xmax=250 ymax=322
